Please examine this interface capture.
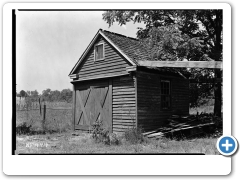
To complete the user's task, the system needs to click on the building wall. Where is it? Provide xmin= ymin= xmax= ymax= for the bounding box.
xmin=73 ymin=75 xmax=137 ymax=133
xmin=136 ymin=71 xmax=189 ymax=131
xmin=112 ymin=75 xmax=136 ymax=132
xmin=73 ymin=36 xmax=132 ymax=80
xmin=72 ymin=71 xmax=188 ymax=132
xmin=171 ymin=77 xmax=189 ymax=115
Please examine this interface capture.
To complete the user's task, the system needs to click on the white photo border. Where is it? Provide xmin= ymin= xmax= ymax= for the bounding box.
xmin=3 ymin=2 xmax=231 ymax=175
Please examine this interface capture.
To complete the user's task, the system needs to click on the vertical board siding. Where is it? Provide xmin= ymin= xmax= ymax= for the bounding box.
xmin=73 ymin=79 xmax=112 ymax=132
xmin=137 ymin=71 xmax=189 ymax=131
xmin=112 ymin=75 xmax=136 ymax=132
xmin=73 ymin=36 xmax=131 ymax=79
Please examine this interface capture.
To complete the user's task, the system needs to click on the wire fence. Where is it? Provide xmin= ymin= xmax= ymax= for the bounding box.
xmin=16 ymin=100 xmax=73 ymax=132
xmin=16 ymin=101 xmax=72 ymax=111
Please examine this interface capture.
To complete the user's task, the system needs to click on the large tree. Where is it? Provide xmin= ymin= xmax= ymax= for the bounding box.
xmin=19 ymin=90 xmax=27 ymax=98
xmin=30 ymin=90 xmax=39 ymax=101
xmin=50 ymin=90 xmax=61 ymax=102
xmin=60 ymin=89 xmax=72 ymax=103
xmin=103 ymin=10 xmax=222 ymax=116
xmin=42 ymin=88 xmax=51 ymax=101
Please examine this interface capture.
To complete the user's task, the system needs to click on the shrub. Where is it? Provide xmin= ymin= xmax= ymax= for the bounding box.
xmin=91 ymin=119 xmax=110 ymax=144
xmin=16 ymin=122 xmax=32 ymax=135
xmin=124 ymin=127 xmax=146 ymax=144
xmin=109 ymin=133 xmax=120 ymax=145
xmin=91 ymin=119 xmax=106 ymax=142
xmin=91 ymin=119 xmax=120 ymax=145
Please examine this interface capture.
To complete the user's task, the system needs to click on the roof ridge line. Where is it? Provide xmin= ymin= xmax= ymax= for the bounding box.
xmin=102 ymin=29 xmax=139 ymax=41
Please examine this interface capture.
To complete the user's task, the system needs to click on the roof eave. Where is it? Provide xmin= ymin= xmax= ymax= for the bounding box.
xmin=99 ymin=31 xmax=137 ymax=66
xmin=69 ymin=29 xmax=102 ymax=76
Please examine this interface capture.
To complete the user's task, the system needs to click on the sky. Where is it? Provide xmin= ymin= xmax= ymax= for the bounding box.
xmin=16 ymin=11 xmax=145 ymax=94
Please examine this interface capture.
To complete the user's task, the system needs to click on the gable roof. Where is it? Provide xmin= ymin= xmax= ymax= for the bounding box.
xmin=102 ymin=30 xmax=151 ymax=64
xmin=69 ymin=29 xmax=186 ymax=78
xmin=69 ymin=29 xmax=151 ymax=76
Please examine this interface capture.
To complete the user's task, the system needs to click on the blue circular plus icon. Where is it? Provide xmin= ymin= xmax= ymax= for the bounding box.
xmin=217 ymin=135 xmax=238 ymax=156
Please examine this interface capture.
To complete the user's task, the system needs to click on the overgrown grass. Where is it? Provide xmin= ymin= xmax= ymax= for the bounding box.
xmin=190 ymin=105 xmax=223 ymax=115
xmin=91 ymin=119 xmax=120 ymax=145
xmin=190 ymin=105 xmax=214 ymax=115
xmin=16 ymin=132 xmax=220 ymax=154
xmin=124 ymin=127 xmax=148 ymax=144
xmin=16 ymin=103 xmax=221 ymax=154
xmin=16 ymin=108 xmax=72 ymax=134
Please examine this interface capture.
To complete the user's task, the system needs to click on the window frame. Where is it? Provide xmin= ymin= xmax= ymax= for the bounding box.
xmin=94 ymin=42 xmax=105 ymax=62
xmin=160 ymin=79 xmax=172 ymax=110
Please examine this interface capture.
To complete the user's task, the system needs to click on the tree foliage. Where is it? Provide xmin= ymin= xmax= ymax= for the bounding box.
xmin=41 ymin=88 xmax=72 ymax=103
xmin=189 ymin=83 xmax=213 ymax=108
xmin=103 ymin=10 xmax=222 ymax=62
xmin=30 ymin=90 xmax=39 ymax=99
xmin=59 ymin=89 xmax=73 ymax=103
xmin=17 ymin=88 xmax=72 ymax=103
xmin=19 ymin=90 xmax=27 ymax=98
xmin=103 ymin=10 xmax=223 ymax=116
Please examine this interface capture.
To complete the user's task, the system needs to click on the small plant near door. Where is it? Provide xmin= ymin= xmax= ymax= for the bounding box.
xmin=91 ymin=119 xmax=108 ymax=143
xmin=91 ymin=119 xmax=120 ymax=145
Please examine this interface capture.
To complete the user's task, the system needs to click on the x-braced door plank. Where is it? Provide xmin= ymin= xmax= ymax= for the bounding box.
xmin=92 ymin=88 xmax=109 ymax=124
xmin=100 ymin=87 xmax=109 ymax=107
xmin=96 ymin=99 xmax=109 ymax=124
xmin=77 ymin=89 xmax=91 ymax=125
xmin=77 ymin=91 xmax=89 ymax=124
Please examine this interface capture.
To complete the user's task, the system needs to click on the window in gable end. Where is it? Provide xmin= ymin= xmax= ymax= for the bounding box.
xmin=94 ymin=43 xmax=104 ymax=61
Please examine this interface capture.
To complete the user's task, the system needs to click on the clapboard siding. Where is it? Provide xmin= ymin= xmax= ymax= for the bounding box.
xmin=71 ymin=30 xmax=191 ymax=133
xmin=73 ymin=36 xmax=131 ymax=79
xmin=137 ymin=71 xmax=189 ymax=131
xmin=137 ymin=72 xmax=163 ymax=131
xmin=171 ymin=78 xmax=189 ymax=115
xmin=112 ymin=76 xmax=136 ymax=132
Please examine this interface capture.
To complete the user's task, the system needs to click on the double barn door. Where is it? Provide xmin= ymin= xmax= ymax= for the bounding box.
xmin=74 ymin=80 xmax=112 ymax=131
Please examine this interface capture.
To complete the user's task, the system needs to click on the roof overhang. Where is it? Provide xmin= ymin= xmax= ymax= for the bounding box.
xmin=138 ymin=60 xmax=223 ymax=69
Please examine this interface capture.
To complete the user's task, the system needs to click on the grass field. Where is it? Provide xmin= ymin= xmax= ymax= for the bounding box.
xmin=16 ymin=108 xmax=72 ymax=133
xmin=16 ymin=103 xmax=221 ymax=154
xmin=16 ymin=132 xmax=220 ymax=154
xmin=189 ymin=106 xmax=214 ymax=115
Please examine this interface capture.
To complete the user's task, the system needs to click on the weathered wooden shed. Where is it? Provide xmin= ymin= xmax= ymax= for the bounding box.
xmin=69 ymin=29 xmax=189 ymax=133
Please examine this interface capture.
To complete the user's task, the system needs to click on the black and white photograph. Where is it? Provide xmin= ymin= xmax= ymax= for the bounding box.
xmin=14 ymin=8 xmax=225 ymax=155
xmin=2 ymin=1 xmax=237 ymax=176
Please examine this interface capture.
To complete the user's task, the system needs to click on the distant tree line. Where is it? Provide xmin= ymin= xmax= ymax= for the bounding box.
xmin=16 ymin=88 xmax=73 ymax=103
xmin=16 ymin=86 xmax=214 ymax=108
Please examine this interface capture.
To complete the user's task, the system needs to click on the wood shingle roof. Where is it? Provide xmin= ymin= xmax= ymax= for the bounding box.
xmin=101 ymin=30 xmax=151 ymax=64
xmin=69 ymin=29 xmax=186 ymax=78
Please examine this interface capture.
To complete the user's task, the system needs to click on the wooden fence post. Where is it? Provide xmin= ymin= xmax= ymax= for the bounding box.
xmin=42 ymin=102 xmax=46 ymax=130
xmin=39 ymin=98 xmax=42 ymax=115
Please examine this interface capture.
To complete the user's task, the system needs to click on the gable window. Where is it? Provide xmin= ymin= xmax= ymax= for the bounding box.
xmin=161 ymin=80 xmax=171 ymax=109
xmin=94 ymin=43 xmax=104 ymax=61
